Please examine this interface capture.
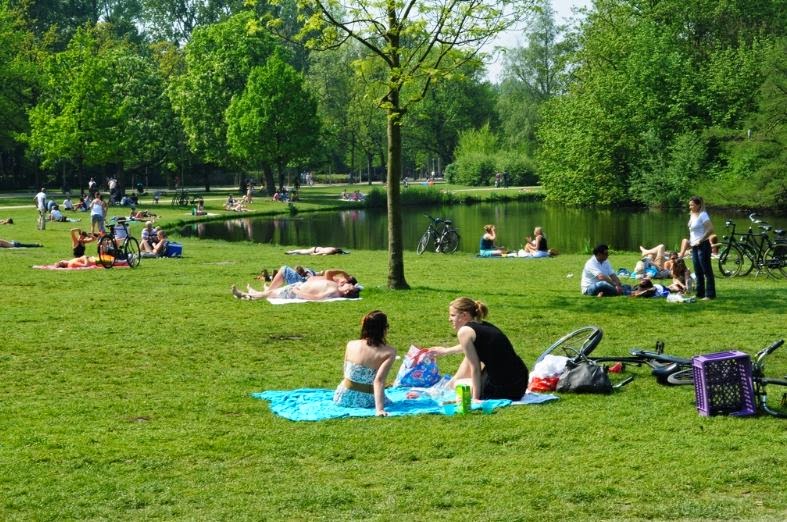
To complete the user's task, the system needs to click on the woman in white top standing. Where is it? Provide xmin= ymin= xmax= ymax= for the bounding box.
xmin=90 ymin=193 xmax=108 ymax=236
xmin=688 ymin=196 xmax=716 ymax=300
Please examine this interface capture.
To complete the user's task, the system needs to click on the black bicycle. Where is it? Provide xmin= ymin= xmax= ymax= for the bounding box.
xmin=97 ymin=219 xmax=141 ymax=269
xmin=719 ymin=214 xmax=786 ymax=278
xmin=171 ymin=189 xmax=189 ymax=207
xmin=537 ymin=326 xmax=693 ymax=385
xmin=416 ymin=215 xmax=460 ymax=254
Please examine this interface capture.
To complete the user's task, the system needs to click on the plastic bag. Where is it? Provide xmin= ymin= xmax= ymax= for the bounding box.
xmin=393 ymin=345 xmax=440 ymax=387
xmin=527 ymin=354 xmax=569 ymax=392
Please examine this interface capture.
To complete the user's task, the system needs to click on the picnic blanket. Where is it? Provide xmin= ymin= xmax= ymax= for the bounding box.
xmin=266 ymin=296 xmax=362 ymax=305
xmin=252 ymin=387 xmax=557 ymax=421
xmin=33 ymin=260 xmax=129 ymax=270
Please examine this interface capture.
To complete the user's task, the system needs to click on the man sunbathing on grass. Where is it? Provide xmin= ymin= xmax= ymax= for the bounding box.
xmin=231 ymin=274 xmax=360 ymax=301
xmin=1 ymin=239 xmax=42 ymax=248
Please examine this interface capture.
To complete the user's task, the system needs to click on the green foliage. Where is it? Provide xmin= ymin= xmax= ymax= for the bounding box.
xmin=451 ymin=124 xmax=498 ymax=186
xmin=25 ymin=23 xmax=174 ymax=184
xmin=0 ymin=2 xmax=38 ymax=153
xmin=496 ymin=149 xmax=538 ymax=186
xmin=226 ymin=53 xmax=320 ymax=188
xmin=536 ymin=0 xmax=785 ymax=208
xmin=169 ymin=11 xmax=278 ymax=167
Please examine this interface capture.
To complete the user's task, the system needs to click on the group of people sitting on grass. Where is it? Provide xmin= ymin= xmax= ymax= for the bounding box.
xmin=479 ymin=224 xmax=555 ymax=258
xmin=231 ymin=265 xmax=361 ymax=301
xmin=335 ymin=297 xmax=529 ymax=415
xmin=224 ymin=194 xmax=248 ymax=212
xmin=581 ymin=244 xmax=694 ymax=298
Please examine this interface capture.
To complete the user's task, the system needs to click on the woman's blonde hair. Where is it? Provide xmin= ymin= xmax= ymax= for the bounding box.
xmin=483 ymin=224 xmax=494 ymax=233
xmin=449 ymin=297 xmax=488 ymax=320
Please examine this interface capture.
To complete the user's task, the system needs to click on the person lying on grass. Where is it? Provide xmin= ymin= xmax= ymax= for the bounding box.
xmin=54 ymin=255 xmax=98 ymax=268
xmin=231 ymin=276 xmax=360 ymax=301
xmin=333 ymin=310 xmax=397 ymax=416
xmin=285 ymin=246 xmax=348 ymax=255
xmin=0 ymin=239 xmax=42 ymax=248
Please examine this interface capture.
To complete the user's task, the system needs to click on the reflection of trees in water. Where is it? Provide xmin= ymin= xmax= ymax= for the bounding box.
xmin=177 ymin=203 xmax=787 ymax=253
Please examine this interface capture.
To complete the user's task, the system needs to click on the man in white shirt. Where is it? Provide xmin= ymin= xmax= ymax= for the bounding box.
xmin=581 ymin=244 xmax=628 ymax=297
xmin=33 ymin=187 xmax=47 ymax=230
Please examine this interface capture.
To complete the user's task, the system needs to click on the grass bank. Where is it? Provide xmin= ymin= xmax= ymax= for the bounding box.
xmin=1 ymin=186 xmax=785 ymax=520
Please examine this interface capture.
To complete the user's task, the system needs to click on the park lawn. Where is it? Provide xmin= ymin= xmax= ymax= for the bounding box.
xmin=1 ymin=197 xmax=785 ymax=520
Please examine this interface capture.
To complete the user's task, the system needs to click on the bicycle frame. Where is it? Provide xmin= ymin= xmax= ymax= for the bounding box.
xmin=752 ymin=339 xmax=787 ymax=418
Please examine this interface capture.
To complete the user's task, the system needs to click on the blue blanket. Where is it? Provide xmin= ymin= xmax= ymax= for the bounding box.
xmin=251 ymin=387 xmax=557 ymax=421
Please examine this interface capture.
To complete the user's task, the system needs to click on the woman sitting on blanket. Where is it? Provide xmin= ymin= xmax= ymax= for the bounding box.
xmin=520 ymin=226 xmax=549 ymax=258
xmin=70 ymin=228 xmax=96 ymax=257
xmin=667 ymin=253 xmax=693 ymax=293
xmin=428 ymin=297 xmax=528 ymax=401
xmin=333 ymin=310 xmax=397 ymax=416
xmin=479 ymin=224 xmax=506 ymax=257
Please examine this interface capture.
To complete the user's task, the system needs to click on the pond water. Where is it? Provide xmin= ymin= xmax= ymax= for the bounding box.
xmin=177 ymin=202 xmax=787 ymax=254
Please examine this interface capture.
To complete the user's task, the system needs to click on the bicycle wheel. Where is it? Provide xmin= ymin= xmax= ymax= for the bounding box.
xmin=439 ymin=230 xmax=460 ymax=254
xmin=764 ymin=243 xmax=787 ymax=278
xmin=124 ymin=237 xmax=141 ymax=268
xmin=665 ymin=368 xmax=695 ymax=386
xmin=718 ymin=245 xmax=747 ymax=277
xmin=416 ymin=231 xmax=431 ymax=255
xmin=756 ymin=378 xmax=787 ymax=418
xmin=97 ymin=236 xmax=116 ymax=269
xmin=536 ymin=326 xmax=603 ymax=363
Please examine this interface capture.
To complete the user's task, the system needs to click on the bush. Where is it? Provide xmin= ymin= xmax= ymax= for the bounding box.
xmin=496 ymin=151 xmax=539 ymax=186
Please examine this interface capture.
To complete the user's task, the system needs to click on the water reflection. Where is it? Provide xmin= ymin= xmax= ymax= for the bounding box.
xmin=178 ymin=202 xmax=787 ymax=254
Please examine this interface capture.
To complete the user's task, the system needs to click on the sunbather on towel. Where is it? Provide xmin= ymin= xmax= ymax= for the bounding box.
xmin=286 ymin=246 xmax=348 ymax=255
xmin=54 ymin=255 xmax=99 ymax=268
xmin=231 ymin=276 xmax=360 ymax=300
xmin=333 ymin=310 xmax=397 ymax=416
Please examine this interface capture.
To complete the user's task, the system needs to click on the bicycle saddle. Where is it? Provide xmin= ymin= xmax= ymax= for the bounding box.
xmin=651 ymin=363 xmax=682 ymax=384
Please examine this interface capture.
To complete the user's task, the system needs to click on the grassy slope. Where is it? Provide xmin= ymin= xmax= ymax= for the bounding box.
xmin=1 ymin=186 xmax=785 ymax=520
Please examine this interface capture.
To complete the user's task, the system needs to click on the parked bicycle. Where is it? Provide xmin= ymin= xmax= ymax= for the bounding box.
xmin=751 ymin=339 xmax=787 ymax=417
xmin=719 ymin=213 xmax=786 ymax=278
xmin=416 ymin=215 xmax=460 ymax=254
xmin=97 ymin=218 xmax=141 ymax=269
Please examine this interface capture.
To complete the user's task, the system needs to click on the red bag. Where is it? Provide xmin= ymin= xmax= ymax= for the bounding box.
xmin=527 ymin=376 xmax=560 ymax=392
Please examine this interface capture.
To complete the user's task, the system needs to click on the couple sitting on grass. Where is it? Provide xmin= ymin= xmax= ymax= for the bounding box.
xmin=336 ymin=298 xmax=529 ymax=416
xmin=231 ymin=265 xmax=360 ymax=300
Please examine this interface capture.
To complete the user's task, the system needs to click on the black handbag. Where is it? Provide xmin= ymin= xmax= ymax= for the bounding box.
xmin=556 ymin=359 xmax=613 ymax=394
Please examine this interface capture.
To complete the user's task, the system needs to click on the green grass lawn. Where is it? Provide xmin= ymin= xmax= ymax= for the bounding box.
xmin=1 ymin=187 xmax=785 ymax=520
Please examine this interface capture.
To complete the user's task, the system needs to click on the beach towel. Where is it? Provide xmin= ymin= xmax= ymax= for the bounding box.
xmin=33 ymin=260 xmax=129 ymax=270
xmin=266 ymin=296 xmax=362 ymax=305
xmin=252 ymin=387 xmax=512 ymax=421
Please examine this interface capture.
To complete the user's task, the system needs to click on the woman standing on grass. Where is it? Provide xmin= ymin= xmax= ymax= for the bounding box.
xmin=429 ymin=297 xmax=528 ymax=401
xmin=688 ymin=196 xmax=716 ymax=300
xmin=333 ymin=310 xmax=397 ymax=416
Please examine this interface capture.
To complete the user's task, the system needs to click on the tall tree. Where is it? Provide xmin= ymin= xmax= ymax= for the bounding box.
xmin=266 ymin=0 xmax=535 ymax=289
xmin=497 ymin=0 xmax=572 ymax=150
xmin=226 ymin=53 xmax=320 ymax=190
xmin=25 ymin=23 xmax=171 ymax=189
xmin=168 ymin=10 xmax=278 ymax=179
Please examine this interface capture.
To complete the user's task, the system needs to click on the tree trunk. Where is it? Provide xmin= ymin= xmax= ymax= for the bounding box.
xmin=263 ymin=163 xmax=275 ymax=196
xmin=386 ymin=102 xmax=409 ymax=289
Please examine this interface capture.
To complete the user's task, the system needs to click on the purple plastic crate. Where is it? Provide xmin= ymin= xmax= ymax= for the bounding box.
xmin=693 ymin=350 xmax=755 ymax=417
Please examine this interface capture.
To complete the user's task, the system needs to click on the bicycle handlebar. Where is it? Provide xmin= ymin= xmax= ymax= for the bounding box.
xmin=758 ymin=339 xmax=784 ymax=360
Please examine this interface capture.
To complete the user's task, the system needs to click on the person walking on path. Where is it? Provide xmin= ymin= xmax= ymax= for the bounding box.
xmin=34 ymin=187 xmax=47 ymax=230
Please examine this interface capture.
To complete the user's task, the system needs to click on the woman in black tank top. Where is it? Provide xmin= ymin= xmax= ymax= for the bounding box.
xmin=428 ymin=297 xmax=528 ymax=401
